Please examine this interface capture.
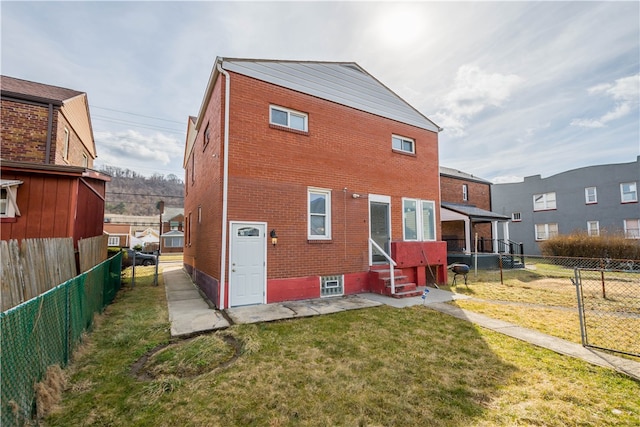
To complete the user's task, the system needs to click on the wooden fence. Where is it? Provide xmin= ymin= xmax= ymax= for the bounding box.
xmin=78 ymin=234 xmax=108 ymax=273
xmin=0 ymin=235 xmax=109 ymax=312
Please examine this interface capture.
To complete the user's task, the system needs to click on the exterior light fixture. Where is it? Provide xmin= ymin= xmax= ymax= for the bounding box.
xmin=270 ymin=229 xmax=278 ymax=246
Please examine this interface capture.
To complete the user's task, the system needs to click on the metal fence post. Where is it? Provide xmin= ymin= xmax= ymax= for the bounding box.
xmin=572 ymin=268 xmax=587 ymax=347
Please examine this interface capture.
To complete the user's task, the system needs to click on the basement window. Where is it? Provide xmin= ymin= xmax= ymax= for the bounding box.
xmin=321 ymin=275 xmax=343 ymax=297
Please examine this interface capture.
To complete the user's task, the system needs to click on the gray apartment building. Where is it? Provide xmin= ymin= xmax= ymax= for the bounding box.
xmin=491 ymin=157 xmax=639 ymax=255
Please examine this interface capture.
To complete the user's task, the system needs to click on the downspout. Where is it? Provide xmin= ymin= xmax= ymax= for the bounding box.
xmin=217 ymin=62 xmax=230 ymax=310
xmin=45 ymin=103 xmax=53 ymax=163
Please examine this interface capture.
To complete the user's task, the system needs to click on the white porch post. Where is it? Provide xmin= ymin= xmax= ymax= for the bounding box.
xmin=492 ymin=220 xmax=499 ymax=253
xmin=464 ymin=218 xmax=471 ymax=254
xmin=503 ymin=221 xmax=510 ymax=253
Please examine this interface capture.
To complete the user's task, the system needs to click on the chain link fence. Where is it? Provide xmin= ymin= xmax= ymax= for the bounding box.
xmin=1 ymin=252 xmax=122 ymax=426
xmin=574 ymin=268 xmax=640 ymax=357
xmin=447 ymin=254 xmax=639 ymax=357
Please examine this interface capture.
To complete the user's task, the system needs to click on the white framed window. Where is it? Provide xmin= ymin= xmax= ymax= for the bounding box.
xmin=535 ymin=223 xmax=558 ymax=241
xmin=512 ymin=212 xmax=522 ymax=222
xmin=392 ymin=135 xmax=415 ymax=154
xmin=63 ymin=127 xmax=70 ymax=161
xmin=270 ymin=105 xmax=308 ymax=132
xmin=308 ymin=187 xmax=331 ymax=239
xmin=0 ymin=180 xmax=21 ymax=218
xmin=624 ymin=219 xmax=640 ymax=239
xmin=620 ymin=182 xmax=638 ymax=203
xmin=402 ymin=198 xmax=436 ymax=241
xmin=533 ymin=192 xmax=556 ymax=211
xmin=164 ymin=236 xmax=184 ymax=248
xmin=587 ymin=221 xmax=600 ymax=237
xmin=462 ymin=184 xmax=468 ymax=201
xmin=585 ymin=187 xmax=597 ymax=204
xmin=107 ymin=236 xmax=120 ymax=246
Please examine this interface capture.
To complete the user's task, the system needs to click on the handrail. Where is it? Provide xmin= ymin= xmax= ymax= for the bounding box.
xmin=497 ymin=239 xmax=525 ymax=266
xmin=369 ymin=238 xmax=397 ymax=294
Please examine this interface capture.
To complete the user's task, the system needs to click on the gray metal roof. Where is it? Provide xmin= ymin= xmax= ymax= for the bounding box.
xmin=220 ymin=58 xmax=440 ymax=133
xmin=442 ymin=202 xmax=510 ymax=221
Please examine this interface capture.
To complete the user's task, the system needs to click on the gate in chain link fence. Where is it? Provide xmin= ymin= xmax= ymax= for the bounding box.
xmin=573 ymin=267 xmax=640 ymax=357
xmin=0 ymin=252 xmax=122 ymax=427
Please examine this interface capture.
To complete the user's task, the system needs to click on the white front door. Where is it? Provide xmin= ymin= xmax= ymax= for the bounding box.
xmin=229 ymin=222 xmax=266 ymax=307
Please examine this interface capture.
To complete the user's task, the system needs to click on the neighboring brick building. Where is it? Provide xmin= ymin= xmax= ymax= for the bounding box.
xmin=183 ymin=57 xmax=447 ymax=309
xmin=439 ymin=167 xmax=510 ymax=255
xmin=1 ymin=75 xmax=97 ymax=168
xmin=160 ymin=207 xmax=184 ymax=254
xmin=1 ymin=76 xmax=108 ymax=246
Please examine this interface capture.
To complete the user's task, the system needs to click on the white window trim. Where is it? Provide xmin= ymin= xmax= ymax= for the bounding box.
xmin=587 ymin=221 xmax=600 ymax=237
xmin=512 ymin=212 xmax=522 ymax=222
xmin=402 ymin=198 xmax=437 ymax=241
xmin=107 ymin=236 xmax=120 ymax=246
xmin=462 ymin=184 xmax=468 ymax=201
xmin=63 ymin=127 xmax=70 ymax=161
xmin=585 ymin=187 xmax=597 ymax=204
xmin=0 ymin=181 xmax=22 ymax=218
xmin=308 ymin=187 xmax=331 ymax=240
xmin=620 ymin=182 xmax=638 ymax=203
xmin=624 ymin=219 xmax=640 ymax=239
xmin=535 ymin=223 xmax=558 ymax=241
xmin=270 ymin=105 xmax=308 ymax=132
xmin=392 ymin=134 xmax=415 ymax=154
xmin=533 ymin=192 xmax=556 ymax=211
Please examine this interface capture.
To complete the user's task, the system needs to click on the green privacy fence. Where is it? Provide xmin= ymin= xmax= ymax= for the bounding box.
xmin=1 ymin=252 xmax=122 ymax=426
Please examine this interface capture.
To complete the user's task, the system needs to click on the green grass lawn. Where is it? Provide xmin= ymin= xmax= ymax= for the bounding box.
xmin=43 ymin=266 xmax=640 ymax=427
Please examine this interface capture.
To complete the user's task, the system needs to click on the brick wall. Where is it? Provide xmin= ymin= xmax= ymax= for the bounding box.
xmin=441 ymin=175 xmax=493 ymax=245
xmin=440 ymin=175 xmax=492 ymax=210
xmin=183 ymin=75 xmax=225 ymax=281
xmin=0 ymin=99 xmax=50 ymax=163
xmin=0 ymin=99 xmax=92 ymax=167
xmin=185 ymin=71 xmax=441 ymax=287
xmin=55 ymin=115 xmax=93 ymax=167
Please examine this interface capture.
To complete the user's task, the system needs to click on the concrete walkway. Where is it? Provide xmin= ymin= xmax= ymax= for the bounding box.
xmin=162 ymin=265 xmax=640 ymax=381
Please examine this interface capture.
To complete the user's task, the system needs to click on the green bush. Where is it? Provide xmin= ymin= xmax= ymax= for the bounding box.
xmin=540 ymin=232 xmax=640 ymax=260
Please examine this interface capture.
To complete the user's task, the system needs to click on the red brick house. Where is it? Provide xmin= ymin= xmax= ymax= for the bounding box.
xmin=183 ymin=58 xmax=447 ymax=309
xmin=439 ymin=166 xmax=512 ymax=266
xmin=1 ymin=76 xmax=109 ymax=246
xmin=160 ymin=207 xmax=184 ymax=254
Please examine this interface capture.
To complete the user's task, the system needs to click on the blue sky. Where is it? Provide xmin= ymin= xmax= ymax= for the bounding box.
xmin=2 ymin=1 xmax=639 ymax=183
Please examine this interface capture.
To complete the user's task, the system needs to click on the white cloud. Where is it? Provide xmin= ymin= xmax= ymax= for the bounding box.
xmin=434 ymin=65 xmax=524 ymax=136
xmin=571 ymin=73 xmax=640 ymax=128
xmin=492 ymin=175 xmax=524 ymax=184
xmin=94 ymin=130 xmax=184 ymax=175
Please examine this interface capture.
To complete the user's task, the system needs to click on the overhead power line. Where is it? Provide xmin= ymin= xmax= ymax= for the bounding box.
xmin=106 ymin=192 xmax=184 ymax=198
xmin=90 ymin=105 xmax=185 ymax=124
xmin=93 ymin=116 xmax=186 ymax=134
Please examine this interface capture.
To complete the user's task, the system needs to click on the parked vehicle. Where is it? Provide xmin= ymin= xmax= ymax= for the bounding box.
xmin=121 ymin=249 xmax=157 ymax=267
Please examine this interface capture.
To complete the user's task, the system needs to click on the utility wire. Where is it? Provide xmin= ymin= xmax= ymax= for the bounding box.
xmin=90 ymin=105 xmax=185 ymax=124
xmin=106 ymin=192 xmax=184 ymax=198
xmin=93 ymin=117 xmax=185 ymax=134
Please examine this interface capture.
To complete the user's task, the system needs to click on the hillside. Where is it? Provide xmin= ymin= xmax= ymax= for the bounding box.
xmin=100 ymin=166 xmax=184 ymax=216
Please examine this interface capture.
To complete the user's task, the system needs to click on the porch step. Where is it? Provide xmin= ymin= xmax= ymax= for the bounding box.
xmin=369 ymin=267 xmax=421 ymax=298
xmin=390 ymin=287 xmax=423 ymax=299
xmin=500 ymin=256 xmax=525 ymax=269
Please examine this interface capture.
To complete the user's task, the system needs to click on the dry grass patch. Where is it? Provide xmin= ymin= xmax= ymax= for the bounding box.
xmin=45 ymin=266 xmax=640 ymax=427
